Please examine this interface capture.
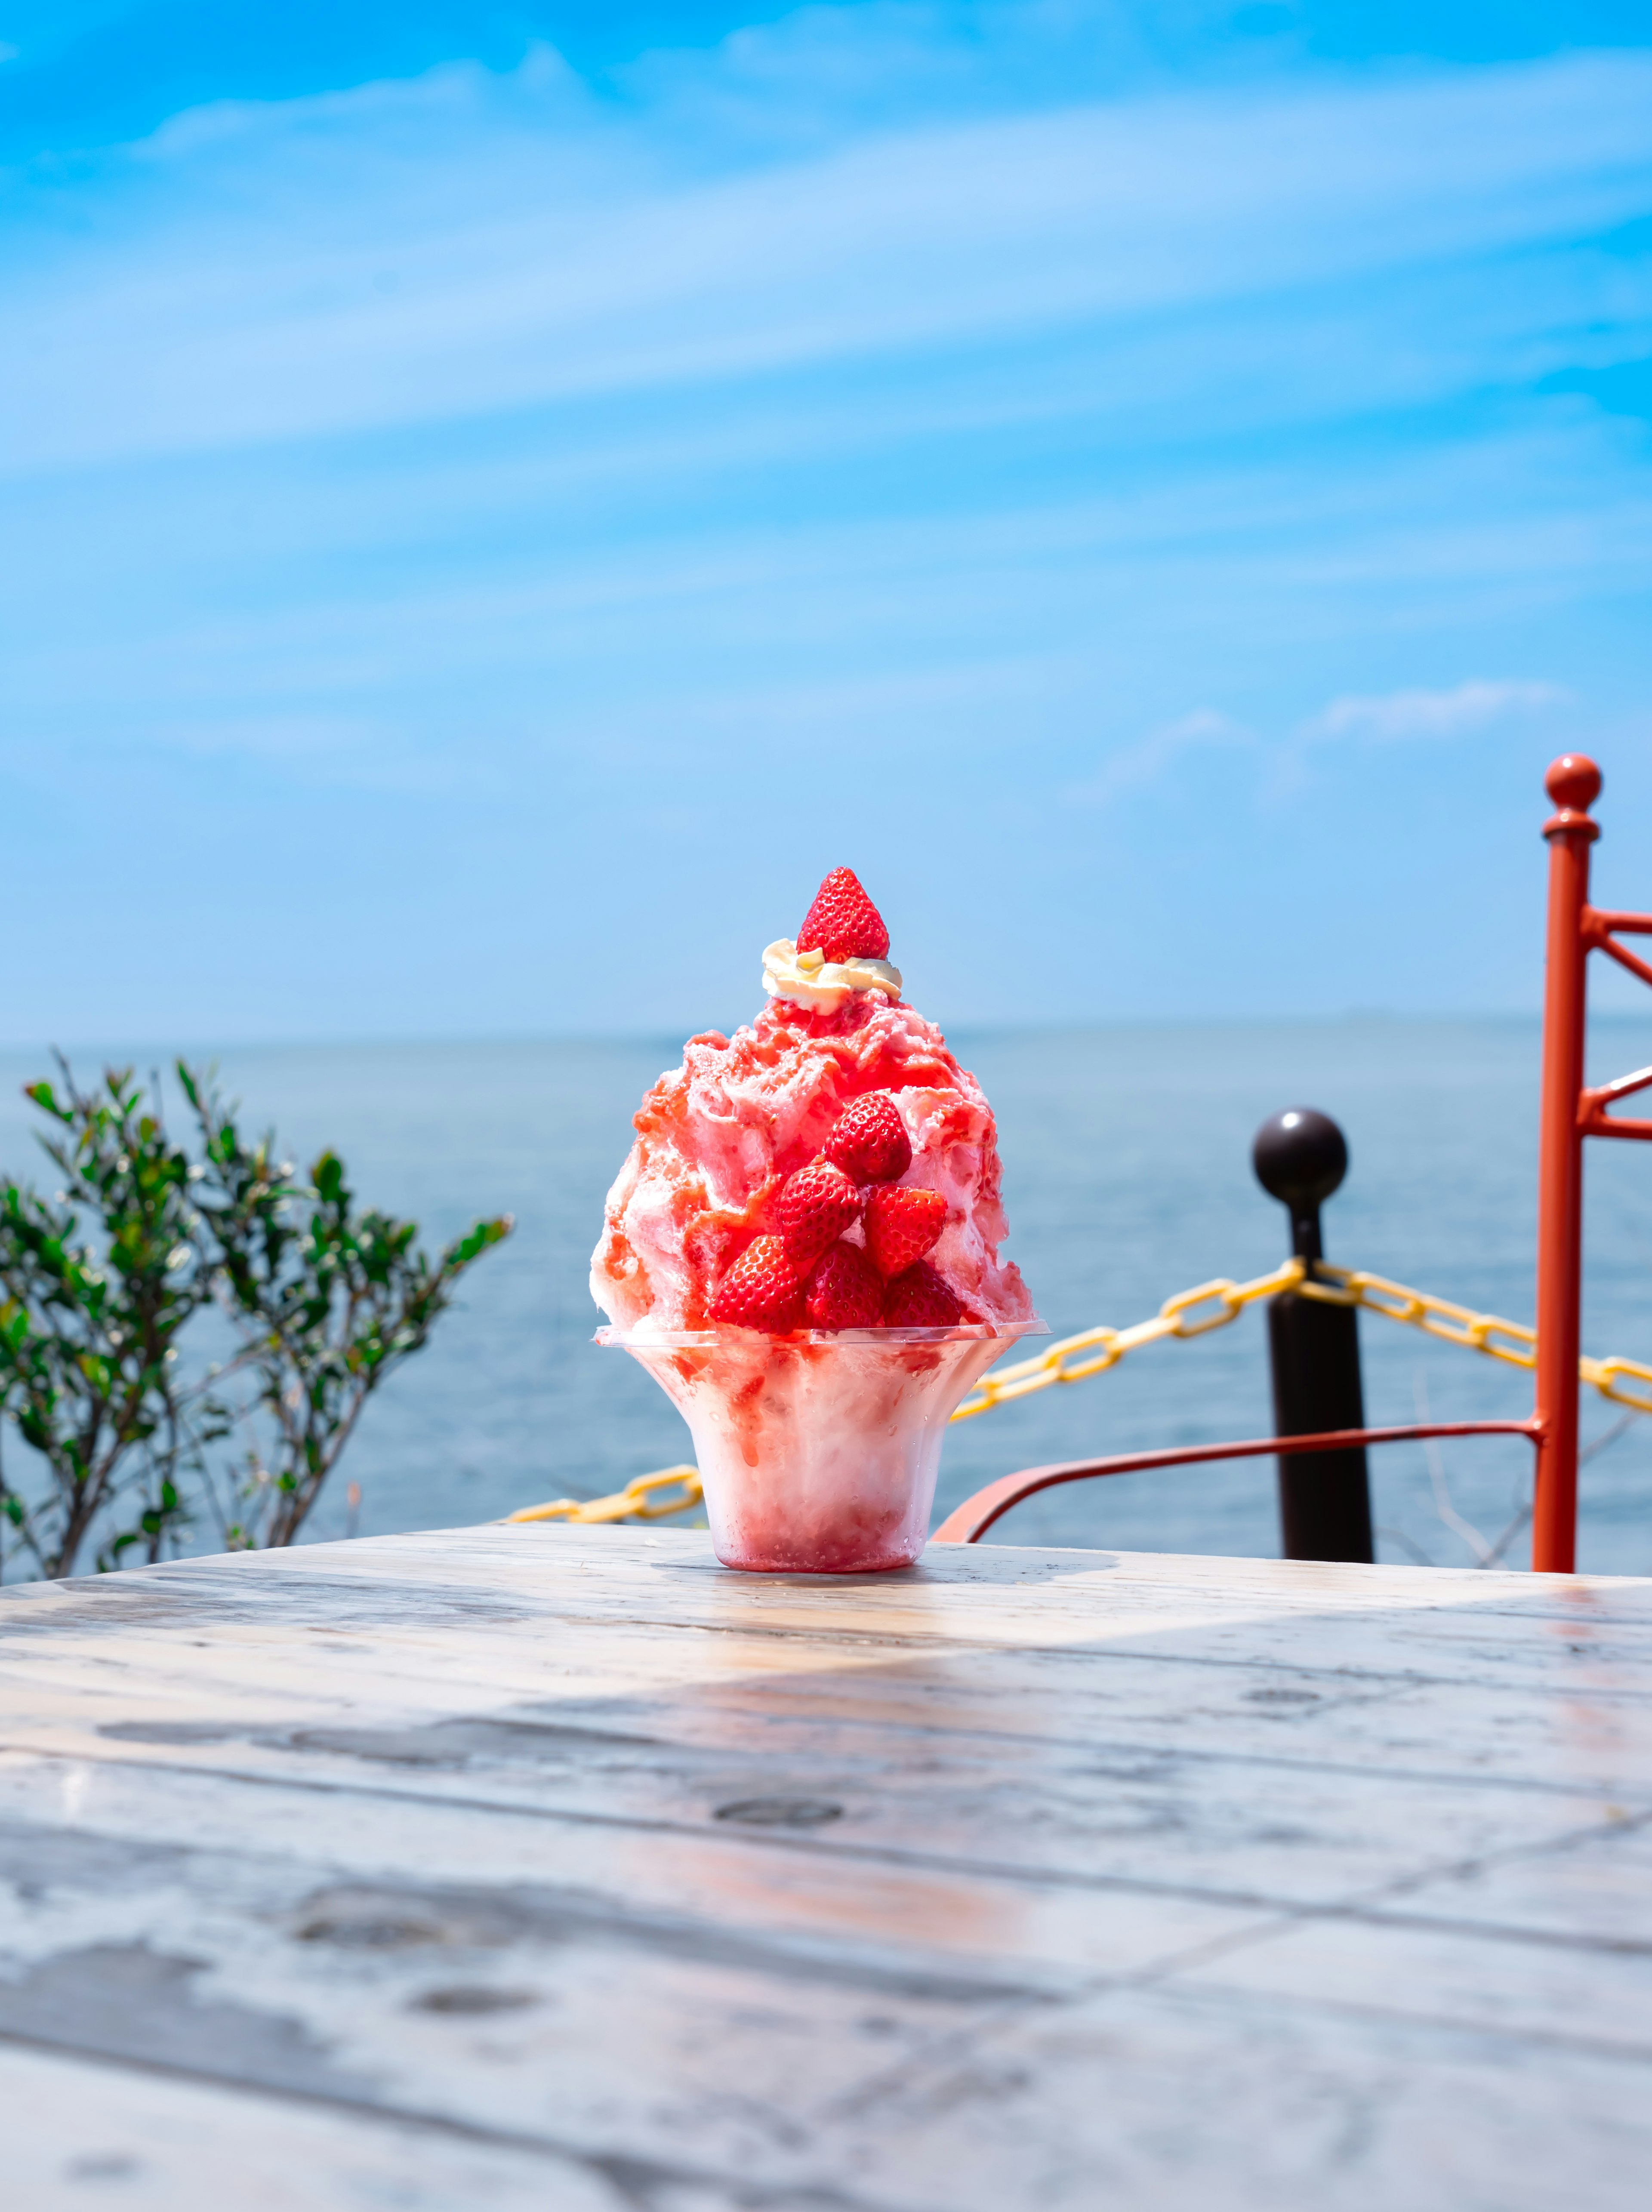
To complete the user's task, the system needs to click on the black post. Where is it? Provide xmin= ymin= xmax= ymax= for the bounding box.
xmin=1252 ymin=1108 xmax=1375 ymax=1564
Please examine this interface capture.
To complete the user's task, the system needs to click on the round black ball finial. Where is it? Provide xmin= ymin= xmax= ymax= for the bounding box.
xmin=1252 ymin=1107 xmax=1348 ymax=1211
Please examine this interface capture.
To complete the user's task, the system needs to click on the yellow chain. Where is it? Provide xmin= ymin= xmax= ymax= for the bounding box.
xmin=504 ymin=1261 xmax=1652 ymax=1524
xmin=501 ymin=1464 xmax=703 ymax=1525
xmin=1298 ymin=1263 xmax=1652 ymax=1416
xmin=949 ymin=1258 xmax=1307 ymax=1419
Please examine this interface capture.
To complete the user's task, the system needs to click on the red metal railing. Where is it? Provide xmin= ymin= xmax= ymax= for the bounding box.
xmin=937 ymin=755 xmax=1649 ymax=1572
xmin=1531 ymin=756 xmax=1652 ymax=1569
xmin=931 ymin=1420 xmax=1541 ymax=1547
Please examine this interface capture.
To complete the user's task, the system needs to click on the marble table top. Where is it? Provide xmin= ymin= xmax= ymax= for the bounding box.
xmin=1 ymin=1524 xmax=1649 ymax=2208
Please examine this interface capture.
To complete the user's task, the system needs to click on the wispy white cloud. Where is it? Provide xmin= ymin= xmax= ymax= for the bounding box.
xmin=1 ymin=14 xmax=1649 ymax=1037
xmin=3 ymin=45 xmax=1650 ymax=471
xmin=1071 ymin=709 xmax=1256 ymax=805
xmin=1302 ymin=679 xmax=1570 ymax=743
xmin=1071 ymin=678 xmax=1572 ymax=815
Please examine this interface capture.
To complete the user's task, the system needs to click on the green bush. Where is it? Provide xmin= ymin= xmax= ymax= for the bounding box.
xmin=0 ymin=1058 xmax=512 ymax=1579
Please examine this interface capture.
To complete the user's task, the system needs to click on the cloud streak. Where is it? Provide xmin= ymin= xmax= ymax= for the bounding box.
xmin=1073 ymin=710 xmax=1257 ymax=806
xmin=3 ymin=45 xmax=1651 ymax=471
xmin=1078 ymin=678 xmax=1571 ymax=817
xmin=1 ymin=11 xmax=1649 ymax=1036
xmin=1303 ymin=680 xmax=1571 ymax=744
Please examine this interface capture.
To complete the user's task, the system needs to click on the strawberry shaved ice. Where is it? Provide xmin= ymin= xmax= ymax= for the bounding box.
xmin=591 ymin=868 xmax=1040 ymax=1572
xmin=591 ymin=999 xmax=1032 ymax=1336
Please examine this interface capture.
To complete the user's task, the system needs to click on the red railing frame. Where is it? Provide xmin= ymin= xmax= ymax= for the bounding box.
xmin=939 ymin=755 xmax=1647 ymax=1571
xmin=1531 ymin=758 xmax=1652 ymax=1570
xmin=933 ymin=1420 xmax=1541 ymax=1547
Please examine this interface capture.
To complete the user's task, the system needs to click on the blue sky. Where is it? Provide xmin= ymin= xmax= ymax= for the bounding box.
xmin=2 ymin=3 xmax=1650 ymax=1043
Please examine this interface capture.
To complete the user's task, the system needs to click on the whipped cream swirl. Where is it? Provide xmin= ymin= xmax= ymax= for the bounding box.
xmin=762 ymin=938 xmax=903 ymax=1014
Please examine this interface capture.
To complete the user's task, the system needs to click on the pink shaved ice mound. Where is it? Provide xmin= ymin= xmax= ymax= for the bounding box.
xmin=590 ymin=992 xmax=1032 ymax=1336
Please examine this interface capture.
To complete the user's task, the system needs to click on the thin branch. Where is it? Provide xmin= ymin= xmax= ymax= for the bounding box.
xmin=1413 ymin=1368 xmax=1496 ymax=1567
xmin=1377 ymin=1523 xmax=1436 ymax=1568
xmin=1581 ymin=1410 xmax=1640 ymax=1466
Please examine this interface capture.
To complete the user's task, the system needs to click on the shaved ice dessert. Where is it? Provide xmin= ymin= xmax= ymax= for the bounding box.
xmin=592 ymin=868 xmax=1040 ymax=1572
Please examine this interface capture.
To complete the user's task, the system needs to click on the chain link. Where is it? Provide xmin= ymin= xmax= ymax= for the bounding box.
xmin=502 ymin=1261 xmax=1652 ymax=1524
xmin=949 ymin=1259 xmax=1307 ymax=1418
xmin=1299 ymin=1263 xmax=1652 ymax=1416
xmin=1587 ymin=1356 xmax=1652 ymax=1413
xmin=501 ymin=1464 xmax=703 ymax=1525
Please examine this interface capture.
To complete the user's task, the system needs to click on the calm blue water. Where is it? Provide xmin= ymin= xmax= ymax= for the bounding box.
xmin=2 ymin=1019 xmax=1650 ymax=1577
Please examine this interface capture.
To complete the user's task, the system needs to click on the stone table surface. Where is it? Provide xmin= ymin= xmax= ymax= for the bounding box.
xmin=0 ymin=1524 xmax=1649 ymax=2209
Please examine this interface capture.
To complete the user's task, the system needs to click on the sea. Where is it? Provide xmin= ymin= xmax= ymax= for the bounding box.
xmin=2 ymin=1017 xmax=1650 ymax=1579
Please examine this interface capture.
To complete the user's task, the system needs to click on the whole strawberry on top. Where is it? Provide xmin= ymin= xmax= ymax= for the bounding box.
xmin=796 ymin=866 xmax=891 ymax=963
xmin=592 ymin=867 xmax=1032 ymax=1336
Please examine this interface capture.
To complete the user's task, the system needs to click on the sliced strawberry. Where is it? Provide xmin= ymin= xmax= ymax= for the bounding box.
xmin=777 ymin=1157 xmax=861 ymax=1266
xmin=804 ymin=1240 xmax=885 ymax=1330
xmin=796 ymin=867 xmax=890 ymax=963
xmin=709 ymin=1235 xmax=805 ymax=1331
xmin=823 ymin=1092 xmax=911 ymax=1185
xmin=863 ymin=1184 xmax=947 ymax=1279
xmin=882 ymin=1259 xmax=963 ymax=1328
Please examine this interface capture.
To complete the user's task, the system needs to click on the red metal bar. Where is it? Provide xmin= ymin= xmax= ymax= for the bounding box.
xmin=1532 ymin=756 xmax=1601 ymax=1574
xmin=1580 ymin=1063 xmax=1652 ymax=1140
xmin=1591 ymin=931 xmax=1652 ymax=995
xmin=1584 ymin=1063 xmax=1652 ymax=1105
xmin=933 ymin=1420 xmax=1541 ymax=1547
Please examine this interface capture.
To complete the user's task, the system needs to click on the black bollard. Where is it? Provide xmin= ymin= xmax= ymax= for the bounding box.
xmin=1252 ymin=1108 xmax=1375 ymax=1564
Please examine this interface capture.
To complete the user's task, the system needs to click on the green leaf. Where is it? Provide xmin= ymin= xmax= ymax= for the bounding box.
xmin=447 ymin=1214 xmax=514 ymax=1269
xmin=24 ymin=1081 xmax=71 ymax=1125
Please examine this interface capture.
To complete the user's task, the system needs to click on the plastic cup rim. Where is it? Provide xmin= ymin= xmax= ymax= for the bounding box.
xmin=595 ymin=1317 xmax=1049 ymax=1349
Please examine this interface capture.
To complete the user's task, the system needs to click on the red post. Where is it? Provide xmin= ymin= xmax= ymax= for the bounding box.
xmin=1532 ymin=755 xmax=1601 ymax=1573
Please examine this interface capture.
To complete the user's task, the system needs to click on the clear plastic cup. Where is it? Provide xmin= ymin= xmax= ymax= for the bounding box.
xmin=599 ymin=1321 xmax=1045 ymax=1573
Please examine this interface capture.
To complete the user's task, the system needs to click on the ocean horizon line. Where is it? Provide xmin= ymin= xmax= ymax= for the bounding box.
xmin=6 ymin=1006 xmax=1650 ymax=1063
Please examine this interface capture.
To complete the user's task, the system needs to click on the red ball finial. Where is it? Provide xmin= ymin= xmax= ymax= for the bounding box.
xmin=1545 ymin=755 xmax=1601 ymax=813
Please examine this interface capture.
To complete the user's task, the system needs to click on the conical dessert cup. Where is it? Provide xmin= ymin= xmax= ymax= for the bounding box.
xmin=599 ymin=1321 xmax=1045 ymax=1573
